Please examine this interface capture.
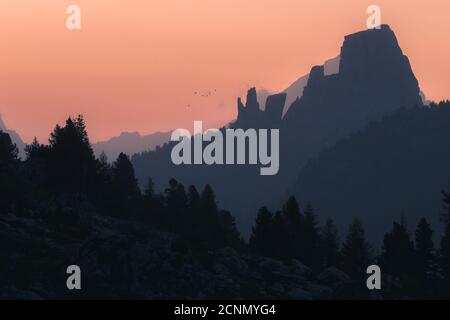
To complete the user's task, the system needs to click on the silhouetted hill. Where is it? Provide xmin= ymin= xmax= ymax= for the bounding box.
xmin=93 ymin=131 xmax=171 ymax=161
xmin=289 ymin=102 xmax=450 ymax=244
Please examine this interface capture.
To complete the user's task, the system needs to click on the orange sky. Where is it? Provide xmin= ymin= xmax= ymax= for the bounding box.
xmin=1 ymin=0 xmax=450 ymax=143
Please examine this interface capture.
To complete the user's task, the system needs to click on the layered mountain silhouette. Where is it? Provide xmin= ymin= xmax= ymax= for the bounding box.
xmin=281 ymin=55 xmax=340 ymax=114
xmin=93 ymin=130 xmax=171 ymax=161
xmin=0 ymin=114 xmax=25 ymax=159
xmin=290 ymin=102 xmax=450 ymax=244
xmin=279 ymin=25 xmax=422 ymax=185
xmin=263 ymin=52 xmax=427 ymax=116
xmin=132 ymin=25 xmax=434 ymax=240
xmin=256 ymin=55 xmax=339 ymax=116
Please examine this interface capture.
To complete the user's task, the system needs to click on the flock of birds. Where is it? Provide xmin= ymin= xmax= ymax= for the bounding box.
xmin=187 ymin=89 xmax=217 ymax=108
xmin=186 ymin=83 xmax=254 ymax=109
xmin=194 ymin=89 xmax=217 ymax=98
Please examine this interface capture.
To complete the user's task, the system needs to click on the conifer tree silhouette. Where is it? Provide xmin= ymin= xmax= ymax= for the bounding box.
xmin=379 ymin=217 xmax=416 ymax=293
xmin=341 ymin=218 xmax=373 ymax=279
xmin=282 ymin=196 xmax=302 ymax=259
xmin=250 ymin=206 xmax=274 ymax=257
xmin=440 ymin=224 xmax=450 ymax=291
xmin=301 ymin=203 xmax=320 ymax=268
xmin=320 ymin=218 xmax=340 ymax=268
xmin=48 ymin=115 xmax=96 ymax=193
xmin=415 ymin=217 xmax=434 ymax=284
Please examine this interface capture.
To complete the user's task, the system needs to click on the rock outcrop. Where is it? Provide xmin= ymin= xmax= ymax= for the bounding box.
xmin=235 ymin=88 xmax=286 ymax=128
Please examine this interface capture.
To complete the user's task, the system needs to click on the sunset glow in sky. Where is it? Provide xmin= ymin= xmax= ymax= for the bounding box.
xmin=1 ymin=0 xmax=450 ymax=142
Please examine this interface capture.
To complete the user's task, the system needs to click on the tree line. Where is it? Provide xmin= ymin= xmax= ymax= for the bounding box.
xmin=250 ymin=194 xmax=450 ymax=298
xmin=0 ymin=114 xmax=449 ymax=298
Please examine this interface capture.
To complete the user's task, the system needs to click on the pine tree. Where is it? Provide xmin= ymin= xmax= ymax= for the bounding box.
xmin=320 ymin=218 xmax=340 ymax=267
xmin=144 ymin=177 xmax=155 ymax=199
xmin=163 ymin=178 xmax=188 ymax=230
xmin=48 ymin=116 xmax=97 ymax=193
xmin=442 ymin=191 xmax=450 ymax=226
xmin=272 ymin=210 xmax=289 ymax=260
xmin=301 ymin=203 xmax=320 ymax=267
xmin=439 ymin=190 xmax=450 ymax=292
xmin=440 ymin=222 xmax=450 ymax=289
xmin=218 ymin=209 xmax=242 ymax=249
xmin=249 ymin=206 xmax=274 ymax=256
xmin=187 ymin=185 xmax=200 ymax=211
xmin=415 ymin=217 xmax=434 ymax=283
xmin=113 ymin=153 xmax=141 ymax=198
xmin=200 ymin=184 xmax=218 ymax=215
xmin=198 ymin=184 xmax=222 ymax=248
xmin=281 ymin=196 xmax=302 ymax=259
xmin=341 ymin=218 xmax=373 ymax=279
xmin=283 ymin=196 xmax=301 ymax=229
xmin=141 ymin=176 xmax=159 ymax=221
xmin=380 ymin=217 xmax=415 ymax=280
xmin=25 ymin=137 xmax=43 ymax=160
xmin=105 ymin=152 xmax=141 ymax=217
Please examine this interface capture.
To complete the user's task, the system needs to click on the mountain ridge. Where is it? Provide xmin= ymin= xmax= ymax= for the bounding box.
xmin=132 ymin=24 xmax=426 ymax=239
xmin=93 ymin=130 xmax=171 ymax=161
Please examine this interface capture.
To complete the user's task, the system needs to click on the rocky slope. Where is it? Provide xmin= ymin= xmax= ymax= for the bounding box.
xmin=0 ymin=206 xmax=352 ymax=299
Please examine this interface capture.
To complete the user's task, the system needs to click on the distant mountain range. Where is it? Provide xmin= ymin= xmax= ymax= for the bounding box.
xmin=92 ymin=131 xmax=171 ymax=161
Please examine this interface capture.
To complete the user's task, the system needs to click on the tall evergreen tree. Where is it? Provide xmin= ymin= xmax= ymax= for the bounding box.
xmin=440 ymin=224 xmax=450 ymax=288
xmin=283 ymin=196 xmax=302 ymax=229
xmin=24 ymin=137 xmax=43 ymax=160
xmin=271 ymin=210 xmax=290 ymax=260
xmin=187 ymin=185 xmax=200 ymax=211
xmin=249 ymin=206 xmax=274 ymax=257
xmin=112 ymin=153 xmax=141 ymax=198
xmin=442 ymin=191 xmax=450 ymax=225
xmin=23 ymin=137 xmax=51 ymax=188
xmin=415 ymin=217 xmax=434 ymax=283
xmin=281 ymin=196 xmax=302 ymax=259
xmin=440 ymin=189 xmax=450 ymax=292
xmin=48 ymin=116 xmax=97 ymax=193
xmin=141 ymin=176 xmax=161 ymax=221
xmin=379 ymin=217 xmax=415 ymax=279
xmin=106 ymin=152 xmax=141 ymax=217
xmin=217 ymin=209 xmax=242 ymax=249
xmin=341 ymin=218 xmax=373 ymax=279
xmin=320 ymin=218 xmax=340 ymax=267
xmin=301 ymin=203 xmax=320 ymax=267
xmin=200 ymin=184 xmax=218 ymax=215
xmin=198 ymin=184 xmax=222 ymax=247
